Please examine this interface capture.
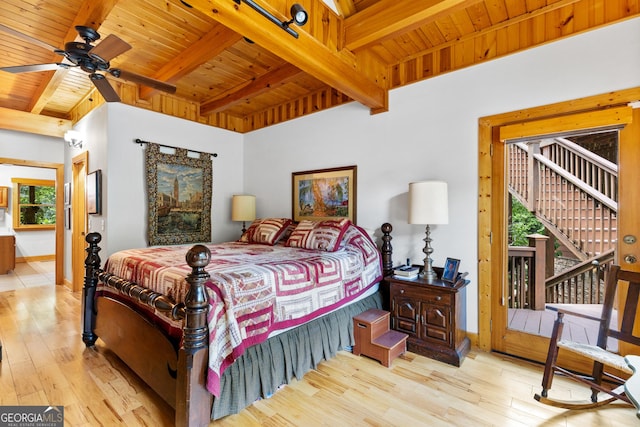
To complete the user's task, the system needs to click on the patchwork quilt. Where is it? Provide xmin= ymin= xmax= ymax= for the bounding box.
xmin=103 ymin=224 xmax=382 ymax=396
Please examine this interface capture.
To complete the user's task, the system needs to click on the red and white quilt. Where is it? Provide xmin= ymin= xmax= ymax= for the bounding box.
xmin=103 ymin=224 xmax=382 ymax=396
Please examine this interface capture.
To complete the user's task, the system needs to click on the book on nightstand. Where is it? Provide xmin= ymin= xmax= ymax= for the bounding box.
xmin=393 ymin=265 xmax=419 ymax=278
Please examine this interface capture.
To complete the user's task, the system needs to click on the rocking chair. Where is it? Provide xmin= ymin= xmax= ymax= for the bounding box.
xmin=534 ymin=265 xmax=640 ymax=409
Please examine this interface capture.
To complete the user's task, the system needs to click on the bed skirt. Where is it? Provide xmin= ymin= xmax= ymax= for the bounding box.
xmin=212 ymin=289 xmax=383 ymax=419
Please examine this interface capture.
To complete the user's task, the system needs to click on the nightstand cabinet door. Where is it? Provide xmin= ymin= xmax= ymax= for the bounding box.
xmin=392 ymin=294 xmax=418 ymax=337
xmin=422 ymin=302 xmax=450 ymax=343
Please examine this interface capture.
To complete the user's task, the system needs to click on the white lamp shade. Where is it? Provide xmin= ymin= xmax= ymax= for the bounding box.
xmin=231 ymin=195 xmax=256 ymax=221
xmin=408 ymin=181 xmax=449 ymax=225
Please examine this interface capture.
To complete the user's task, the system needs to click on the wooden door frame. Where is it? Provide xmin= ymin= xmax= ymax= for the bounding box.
xmin=71 ymin=152 xmax=88 ymax=292
xmin=0 ymin=157 xmax=64 ymax=285
xmin=477 ymin=88 xmax=640 ymax=363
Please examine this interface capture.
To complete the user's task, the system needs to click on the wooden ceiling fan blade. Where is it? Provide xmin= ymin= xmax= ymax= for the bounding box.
xmin=1 ymin=63 xmax=65 ymax=73
xmin=108 ymin=69 xmax=177 ymax=94
xmin=90 ymin=73 xmax=120 ymax=102
xmin=0 ymin=23 xmax=60 ymax=53
xmin=88 ymin=34 xmax=131 ymax=62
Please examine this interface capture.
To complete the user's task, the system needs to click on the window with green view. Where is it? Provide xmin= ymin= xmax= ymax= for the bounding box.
xmin=12 ymin=178 xmax=56 ymax=230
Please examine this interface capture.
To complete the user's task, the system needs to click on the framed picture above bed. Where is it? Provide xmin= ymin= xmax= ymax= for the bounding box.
xmin=145 ymin=142 xmax=212 ymax=245
xmin=292 ymin=165 xmax=357 ymax=223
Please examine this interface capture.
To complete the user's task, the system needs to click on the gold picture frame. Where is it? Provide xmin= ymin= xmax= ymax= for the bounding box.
xmin=292 ymin=165 xmax=356 ymax=223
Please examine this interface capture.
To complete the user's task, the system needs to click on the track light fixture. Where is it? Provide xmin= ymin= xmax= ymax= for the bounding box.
xmin=233 ymin=0 xmax=308 ymax=38
xmin=287 ymin=4 xmax=309 ymax=27
xmin=64 ymin=130 xmax=84 ymax=149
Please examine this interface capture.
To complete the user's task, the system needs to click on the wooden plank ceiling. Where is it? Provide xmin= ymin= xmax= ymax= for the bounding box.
xmin=0 ymin=0 xmax=638 ymax=135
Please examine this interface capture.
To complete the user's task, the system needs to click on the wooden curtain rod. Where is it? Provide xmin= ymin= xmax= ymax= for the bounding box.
xmin=134 ymin=138 xmax=218 ymax=158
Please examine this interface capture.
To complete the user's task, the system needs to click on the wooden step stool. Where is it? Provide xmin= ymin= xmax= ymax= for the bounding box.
xmin=353 ymin=308 xmax=408 ymax=367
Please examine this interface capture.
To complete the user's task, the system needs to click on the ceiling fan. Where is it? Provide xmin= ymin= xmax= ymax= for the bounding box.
xmin=0 ymin=24 xmax=176 ymax=102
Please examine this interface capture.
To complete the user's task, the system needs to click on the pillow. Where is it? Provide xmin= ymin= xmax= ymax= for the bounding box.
xmin=285 ymin=218 xmax=351 ymax=251
xmin=276 ymin=222 xmax=296 ymax=245
xmin=239 ymin=218 xmax=292 ymax=245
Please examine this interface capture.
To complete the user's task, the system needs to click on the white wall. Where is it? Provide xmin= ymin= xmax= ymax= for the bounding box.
xmin=78 ymin=104 xmax=245 ymax=256
xmin=243 ymin=17 xmax=640 ymax=334
xmin=0 ymin=130 xmax=63 ymax=259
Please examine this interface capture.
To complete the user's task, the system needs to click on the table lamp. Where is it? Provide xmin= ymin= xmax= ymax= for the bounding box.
xmin=231 ymin=194 xmax=256 ymax=234
xmin=408 ymin=181 xmax=449 ymax=283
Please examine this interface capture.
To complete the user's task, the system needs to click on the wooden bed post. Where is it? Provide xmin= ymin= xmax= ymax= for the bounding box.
xmin=82 ymin=232 xmax=101 ymax=347
xmin=176 ymin=244 xmax=213 ymax=427
xmin=381 ymin=222 xmax=393 ymax=276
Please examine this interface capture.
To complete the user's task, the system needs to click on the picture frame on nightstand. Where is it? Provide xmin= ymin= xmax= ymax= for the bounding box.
xmin=442 ymin=258 xmax=460 ymax=283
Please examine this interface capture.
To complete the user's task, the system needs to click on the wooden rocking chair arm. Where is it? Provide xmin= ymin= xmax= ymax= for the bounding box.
xmin=546 ymin=305 xmax=602 ymax=323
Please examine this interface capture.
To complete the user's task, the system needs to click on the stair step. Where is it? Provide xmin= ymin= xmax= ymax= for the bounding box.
xmin=373 ymin=330 xmax=409 ymax=350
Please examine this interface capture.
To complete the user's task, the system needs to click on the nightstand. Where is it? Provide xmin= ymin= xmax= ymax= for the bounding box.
xmin=387 ymin=269 xmax=470 ymax=366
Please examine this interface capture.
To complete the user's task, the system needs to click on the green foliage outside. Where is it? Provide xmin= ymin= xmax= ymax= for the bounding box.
xmin=18 ymin=184 xmax=56 ymax=225
xmin=509 ymin=198 xmax=545 ymax=246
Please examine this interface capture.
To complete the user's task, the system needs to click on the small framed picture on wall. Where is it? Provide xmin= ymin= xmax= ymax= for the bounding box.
xmin=64 ymin=182 xmax=71 ymax=205
xmin=86 ymin=170 xmax=102 ymax=215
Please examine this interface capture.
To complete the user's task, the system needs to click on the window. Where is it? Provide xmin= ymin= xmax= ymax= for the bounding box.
xmin=12 ymin=178 xmax=56 ymax=230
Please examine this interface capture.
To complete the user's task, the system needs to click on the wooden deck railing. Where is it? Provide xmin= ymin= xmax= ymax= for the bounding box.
xmin=507 ymin=245 xmax=614 ymax=309
xmin=507 ymin=235 xmax=548 ymax=310
xmin=541 ymin=137 xmax=618 ymax=202
xmin=509 ymin=139 xmax=618 ymax=260
xmin=544 ymin=249 xmax=615 ymax=304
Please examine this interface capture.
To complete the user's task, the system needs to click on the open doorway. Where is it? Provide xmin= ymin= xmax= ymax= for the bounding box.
xmin=477 ymin=87 xmax=640 ymax=373
xmin=0 ymin=157 xmax=64 ymax=287
xmin=504 ymin=131 xmax=618 ymax=340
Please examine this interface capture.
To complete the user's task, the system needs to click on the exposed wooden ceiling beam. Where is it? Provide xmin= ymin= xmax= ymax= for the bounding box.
xmin=0 ymin=107 xmax=71 ymax=137
xmin=184 ymin=0 xmax=387 ymax=112
xmin=30 ymin=0 xmax=122 ymax=113
xmin=344 ymin=0 xmax=479 ymax=51
xmin=139 ymin=24 xmax=243 ymax=99
xmin=333 ymin=0 xmax=357 ymax=17
xmin=201 ymin=62 xmax=303 ymax=114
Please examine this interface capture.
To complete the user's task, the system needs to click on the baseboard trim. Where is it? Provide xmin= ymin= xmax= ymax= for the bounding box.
xmin=467 ymin=332 xmax=479 ymax=348
xmin=16 ymin=254 xmax=55 ymax=263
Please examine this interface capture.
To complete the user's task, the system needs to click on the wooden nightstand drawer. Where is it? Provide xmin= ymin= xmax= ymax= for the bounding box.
xmin=422 ymin=292 xmax=451 ymax=306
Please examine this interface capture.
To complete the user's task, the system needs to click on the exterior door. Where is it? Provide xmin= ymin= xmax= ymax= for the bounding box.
xmin=617 ymin=107 xmax=640 ymax=356
xmin=477 ymin=88 xmax=640 ymax=371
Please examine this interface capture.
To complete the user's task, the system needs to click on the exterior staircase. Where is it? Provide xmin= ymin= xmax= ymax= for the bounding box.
xmin=508 ymin=137 xmax=617 ymax=261
xmin=507 ymin=137 xmax=618 ymax=307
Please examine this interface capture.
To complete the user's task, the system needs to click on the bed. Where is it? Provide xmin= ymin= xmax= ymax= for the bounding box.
xmin=82 ymin=219 xmax=395 ymax=426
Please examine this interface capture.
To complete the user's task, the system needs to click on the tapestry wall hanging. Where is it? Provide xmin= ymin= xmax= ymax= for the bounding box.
xmin=146 ymin=142 xmax=212 ymax=245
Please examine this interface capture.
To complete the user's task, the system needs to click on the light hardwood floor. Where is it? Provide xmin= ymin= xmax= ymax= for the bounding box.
xmin=0 ymin=283 xmax=637 ymax=426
